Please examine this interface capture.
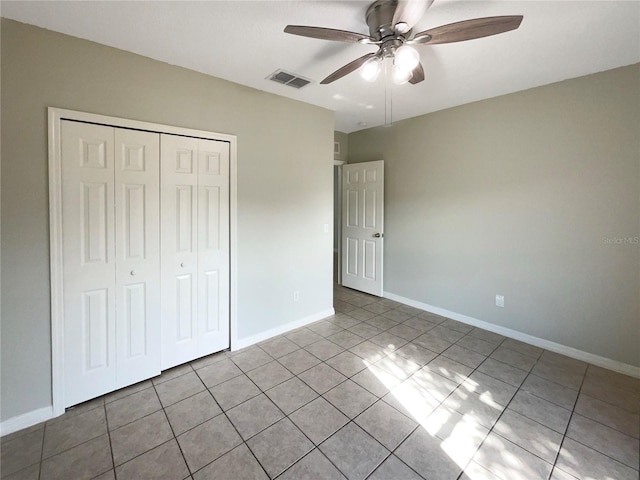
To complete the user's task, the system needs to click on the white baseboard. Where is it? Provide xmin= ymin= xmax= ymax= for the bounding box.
xmin=1 ymin=405 xmax=54 ymax=437
xmin=2 ymin=308 xmax=336 ymax=437
xmin=384 ymin=291 xmax=640 ymax=379
xmin=233 ymin=308 xmax=335 ymax=350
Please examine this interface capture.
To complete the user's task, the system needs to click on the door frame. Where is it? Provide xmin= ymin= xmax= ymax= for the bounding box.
xmin=333 ymin=160 xmax=345 ymax=285
xmin=48 ymin=107 xmax=238 ymax=417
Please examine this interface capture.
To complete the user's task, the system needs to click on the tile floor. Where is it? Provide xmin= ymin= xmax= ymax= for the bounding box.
xmin=2 ymin=285 xmax=639 ymax=480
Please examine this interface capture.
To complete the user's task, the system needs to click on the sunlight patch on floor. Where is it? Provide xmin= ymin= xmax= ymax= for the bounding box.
xmin=362 ymin=342 xmax=552 ymax=480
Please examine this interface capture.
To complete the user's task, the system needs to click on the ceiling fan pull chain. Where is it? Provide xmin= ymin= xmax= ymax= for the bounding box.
xmin=385 ymin=58 xmax=393 ymax=127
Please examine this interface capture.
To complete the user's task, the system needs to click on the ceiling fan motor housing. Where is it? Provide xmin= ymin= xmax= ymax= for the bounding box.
xmin=366 ymin=0 xmax=414 ymax=59
xmin=366 ymin=0 xmax=406 ymax=41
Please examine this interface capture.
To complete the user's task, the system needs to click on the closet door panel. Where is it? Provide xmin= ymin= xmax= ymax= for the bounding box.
xmin=197 ymin=140 xmax=230 ymax=356
xmin=161 ymin=134 xmax=199 ymax=369
xmin=61 ymin=121 xmax=117 ymax=406
xmin=58 ymin=116 xmax=231 ymax=407
xmin=114 ymin=128 xmax=161 ymax=386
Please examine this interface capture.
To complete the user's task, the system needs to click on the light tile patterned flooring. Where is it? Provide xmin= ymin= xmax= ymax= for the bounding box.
xmin=2 ymin=285 xmax=640 ymax=480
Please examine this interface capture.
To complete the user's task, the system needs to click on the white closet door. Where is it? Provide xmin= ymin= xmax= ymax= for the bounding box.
xmin=61 ymin=121 xmax=117 ymax=406
xmin=160 ymin=135 xmax=230 ymax=369
xmin=114 ymin=128 xmax=161 ymax=386
xmin=197 ymin=139 xmax=230 ymax=357
xmin=161 ymin=135 xmax=200 ymax=369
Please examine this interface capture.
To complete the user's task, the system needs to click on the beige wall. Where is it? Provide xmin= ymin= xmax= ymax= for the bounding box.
xmin=0 ymin=19 xmax=334 ymax=421
xmin=348 ymin=64 xmax=640 ymax=368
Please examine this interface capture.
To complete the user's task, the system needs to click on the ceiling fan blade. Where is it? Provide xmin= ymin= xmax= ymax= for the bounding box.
xmin=284 ymin=25 xmax=373 ymax=43
xmin=409 ymin=62 xmax=425 ymax=84
xmin=392 ymin=0 xmax=435 ymax=33
xmin=320 ymin=53 xmax=377 ymax=84
xmin=411 ymin=15 xmax=523 ymax=45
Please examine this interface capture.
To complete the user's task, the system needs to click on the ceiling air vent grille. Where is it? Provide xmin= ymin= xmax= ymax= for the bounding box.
xmin=267 ymin=69 xmax=312 ymax=89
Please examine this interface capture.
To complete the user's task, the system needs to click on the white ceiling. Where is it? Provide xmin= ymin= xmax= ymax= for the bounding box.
xmin=2 ymin=1 xmax=639 ymax=133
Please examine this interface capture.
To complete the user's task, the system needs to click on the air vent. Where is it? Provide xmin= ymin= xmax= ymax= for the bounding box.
xmin=267 ymin=69 xmax=313 ymax=89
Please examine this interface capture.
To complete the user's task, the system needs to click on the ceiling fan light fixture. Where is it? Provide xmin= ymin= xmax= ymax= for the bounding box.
xmin=360 ymin=56 xmax=382 ymax=82
xmin=394 ymin=45 xmax=420 ymax=72
xmin=394 ymin=21 xmax=410 ymax=34
xmin=392 ymin=65 xmax=413 ymax=84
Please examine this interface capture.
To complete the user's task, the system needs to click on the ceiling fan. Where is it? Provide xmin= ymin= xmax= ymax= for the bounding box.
xmin=284 ymin=0 xmax=523 ymax=85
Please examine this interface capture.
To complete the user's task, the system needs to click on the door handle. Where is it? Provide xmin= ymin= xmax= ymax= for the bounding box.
xmin=373 ymin=233 xmax=383 ymax=238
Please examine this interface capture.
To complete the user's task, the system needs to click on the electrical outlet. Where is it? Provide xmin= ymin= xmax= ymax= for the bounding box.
xmin=293 ymin=291 xmax=300 ymax=302
xmin=495 ymin=295 xmax=504 ymax=308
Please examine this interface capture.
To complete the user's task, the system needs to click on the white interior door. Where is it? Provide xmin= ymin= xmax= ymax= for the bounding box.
xmin=61 ymin=121 xmax=117 ymax=406
xmin=161 ymin=135 xmax=230 ymax=369
xmin=114 ymin=128 xmax=161 ymax=387
xmin=341 ymin=160 xmax=384 ymax=296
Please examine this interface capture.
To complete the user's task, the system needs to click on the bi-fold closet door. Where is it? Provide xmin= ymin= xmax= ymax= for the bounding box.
xmin=160 ymin=134 xmax=230 ymax=370
xmin=61 ymin=121 xmax=230 ymax=407
xmin=61 ymin=121 xmax=161 ymax=406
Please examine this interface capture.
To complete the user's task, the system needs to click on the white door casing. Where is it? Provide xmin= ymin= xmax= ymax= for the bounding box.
xmin=61 ymin=122 xmax=162 ymax=406
xmin=341 ymin=161 xmax=384 ymax=296
xmin=161 ymin=135 xmax=230 ymax=369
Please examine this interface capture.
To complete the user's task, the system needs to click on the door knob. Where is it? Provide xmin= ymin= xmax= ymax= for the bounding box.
xmin=130 ymin=270 xmax=137 ymax=276
xmin=180 ymin=262 xmax=186 ymax=268
xmin=373 ymin=233 xmax=383 ymax=238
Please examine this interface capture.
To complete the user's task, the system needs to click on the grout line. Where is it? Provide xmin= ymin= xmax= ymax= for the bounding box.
xmin=312 ymin=419 xmax=386 ymax=479
xmin=272 ymin=418 xmax=346 ymax=479
xmin=376 ymin=423 xmax=426 ymax=480
xmin=33 ymin=404 xmax=111 ymax=468
xmin=548 ymin=370 xmax=587 ymax=479
xmin=354 ymin=400 xmax=425 ymax=480
xmin=271 ymin=447 xmax=324 ymax=479
xmin=37 ymin=418 xmax=46 ymax=480
xmin=557 ymin=417 xmax=640 ymax=472
xmin=104 ymin=379 xmax=156 ymax=405
xmin=516 ymin=375 xmax=580 ymax=411
xmin=204 ymin=357 xmax=291 ymax=441
xmin=103 ymin=398 xmax=117 ymax=479
xmin=108 ymin=389 xmax=177 ymax=473
xmin=199 ymin=382 xmax=272 ymax=479
xmin=569 ymin=404 xmax=640 ymax=439
xmin=154 ymin=382 xmax=194 ymax=478
xmin=575 ymin=384 xmax=640 ymax=418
